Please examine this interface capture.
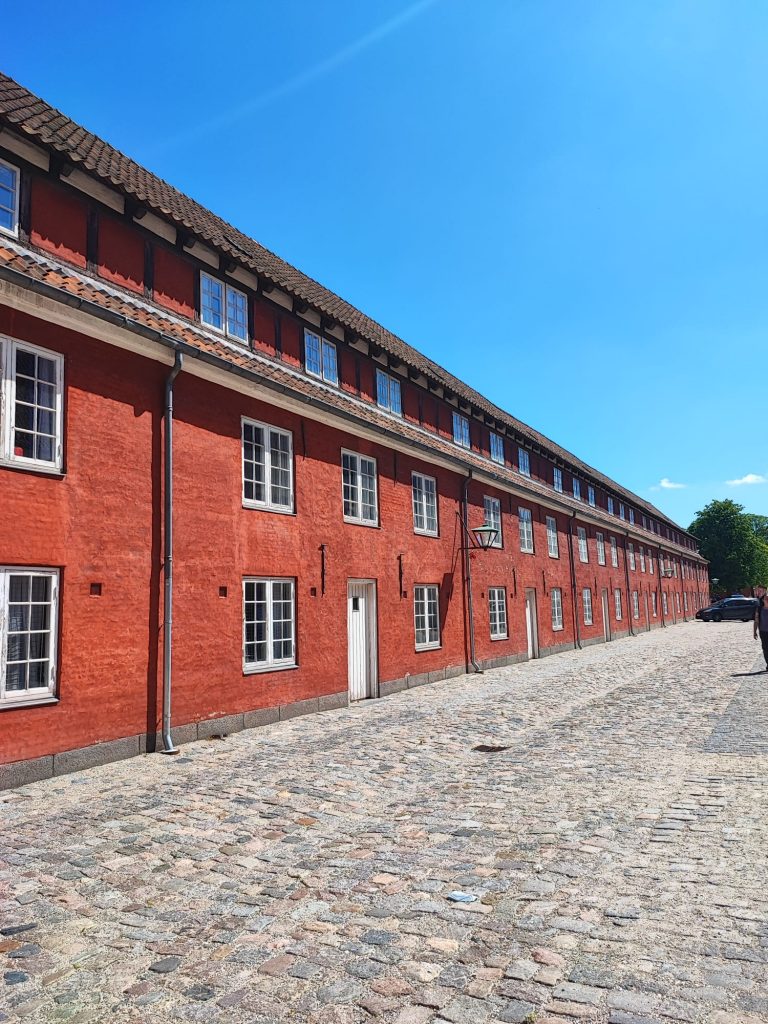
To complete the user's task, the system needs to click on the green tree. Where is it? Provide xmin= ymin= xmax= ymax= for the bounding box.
xmin=747 ymin=513 xmax=768 ymax=545
xmin=689 ymin=499 xmax=768 ymax=593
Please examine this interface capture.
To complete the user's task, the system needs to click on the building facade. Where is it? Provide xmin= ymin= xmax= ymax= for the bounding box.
xmin=0 ymin=75 xmax=709 ymax=788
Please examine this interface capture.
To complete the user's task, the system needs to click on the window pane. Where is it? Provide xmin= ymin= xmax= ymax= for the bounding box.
xmin=360 ymin=457 xmax=377 ymax=522
xmin=226 ymin=287 xmax=248 ymax=341
xmin=321 ymin=340 xmax=338 ymax=384
xmin=376 ymin=370 xmax=389 ymax=408
xmin=13 ymin=348 xmax=60 ymax=466
xmin=305 ymin=331 xmax=321 ymax=376
xmin=389 ymin=378 xmax=402 ymax=415
xmin=5 ymin=663 xmax=26 ymax=691
xmin=269 ymin=430 xmax=292 ymax=508
xmin=201 ymin=274 xmax=224 ymax=330
xmin=243 ymin=422 xmax=266 ymax=503
xmin=342 ymin=453 xmax=358 ymax=519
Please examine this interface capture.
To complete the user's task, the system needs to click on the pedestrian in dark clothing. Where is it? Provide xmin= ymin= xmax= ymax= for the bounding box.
xmin=755 ymin=586 xmax=768 ymax=671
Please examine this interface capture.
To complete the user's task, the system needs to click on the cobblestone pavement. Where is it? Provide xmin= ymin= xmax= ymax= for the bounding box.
xmin=2 ymin=622 xmax=768 ymax=1024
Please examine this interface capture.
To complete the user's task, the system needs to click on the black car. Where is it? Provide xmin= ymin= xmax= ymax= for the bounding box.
xmin=696 ymin=596 xmax=759 ymax=622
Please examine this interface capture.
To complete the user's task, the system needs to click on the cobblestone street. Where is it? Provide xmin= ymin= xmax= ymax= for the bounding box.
xmin=2 ymin=622 xmax=767 ymax=1024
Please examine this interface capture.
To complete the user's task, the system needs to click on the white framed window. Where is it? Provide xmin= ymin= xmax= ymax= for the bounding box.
xmin=629 ymin=508 xmax=635 ymax=525
xmin=662 ymin=592 xmax=668 ymax=615
xmin=0 ymin=568 xmax=58 ymax=707
xmin=546 ymin=515 xmax=559 ymax=558
xmin=673 ymin=561 xmax=678 ymax=578
xmin=304 ymin=330 xmax=338 ymax=385
xmin=243 ymin=578 xmax=295 ymax=672
xmin=242 ymin=418 xmax=293 ymax=513
xmin=489 ymin=431 xmax=505 ymax=465
xmin=675 ymin=592 xmax=681 ymax=612
xmin=577 ymin=526 xmax=589 ymax=563
xmin=649 ymin=552 xmax=655 ymax=575
xmin=632 ymin=591 xmax=640 ymax=619
xmin=652 ymin=591 xmax=658 ymax=616
xmin=342 ymin=450 xmax=378 ymax=526
xmin=518 ymin=507 xmax=534 ymax=553
xmin=452 ymin=412 xmax=470 ymax=448
xmin=0 ymin=159 xmax=20 ymax=238
xmin=483 ymin=496 xmax=502 ymax=548
xmin=639 ymin=546 xmax=646 ymax=573
xmin=551 ymin=588 xmax=563 ymax=631
xmin=608 ymin=497 xmax=615 ymax=515
xmin=518 ymin=447 xmax=530 ymax=476
xmin=200 ymin=272 xmax=248 ymax=342
xmin=610 ymin=536 xmax=618 ymax=568
xmin=573 ymin=478 xmax=581 ymax=501
xmin=553 ymin=467 xmax=563 ymax=492
xmin=376 ymin=369 xmax=402 ymax=415
xmin=588 ymin=485 xmax=595 ymax=507
xmin=489 ymin=587 xmax=508 ymax=640
xmin=642 ymin=514 xmax=648 ymax=529
xmin=684 ymin=592 xmax=688 ymax=612
xmin=0 ymin=337 xmax=64 ymax=472
xmin=414 ymin=584 xmax=440 ymax=650
xmin=614 ymin=588 xmax=622 ymax=620
xmin=628 ymin=543 xmax=636 ymax=571
xmin=619 ymin=502 xmax=625 ymax=521
xmin=596 ymin=532 xmax=606 ymax=565
xmin=582 ymin=587 xmax=593 ymax=625
xmin=412 ymin=472 xmax=438 ymax=536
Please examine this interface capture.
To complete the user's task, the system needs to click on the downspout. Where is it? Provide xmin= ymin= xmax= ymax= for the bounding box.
xmin=567 ymin=513 xmax=582 ymax=649
xmin=658 ymin=545 xmax=666 ymax=629
xmin=462 ymin=472 xmax=482 ymax=674
xmin=161 ymin=351 xmax=184 ymax=754
xmin=623 ymin=531 xmax=635 ymax=636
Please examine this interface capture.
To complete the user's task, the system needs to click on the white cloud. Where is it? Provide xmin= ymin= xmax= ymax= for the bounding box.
xmin=726 ymin=473 xmax=767 ymax=486
xmin=651 ymin=477 xmax=686 ymax=491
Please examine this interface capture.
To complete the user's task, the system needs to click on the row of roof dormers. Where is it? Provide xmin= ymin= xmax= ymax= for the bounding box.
xmin=0 ymin=71 xmax=700 ymax=552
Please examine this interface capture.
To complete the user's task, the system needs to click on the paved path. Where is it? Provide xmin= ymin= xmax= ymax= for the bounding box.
xmin=2 ymin=622 xmax=767 ymax=1024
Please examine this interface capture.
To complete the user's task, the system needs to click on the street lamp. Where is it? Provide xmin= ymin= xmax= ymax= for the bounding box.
xmin=470 ymin=524 xmax=499 ymax=550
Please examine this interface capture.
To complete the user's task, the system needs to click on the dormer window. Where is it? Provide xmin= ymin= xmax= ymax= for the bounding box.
xmin=0 ymin=159 xmax=19 ymax=237
xmin=304 ymin=330 xmax=338 ymax=385
xmin=376 ymin=369 xmax=402 ymax=415
xmin=200 ymin=272 xmax=248 ymax=342
xmin=607 ymin=497 xmax=615 ymax=515
xmin=452 ymin=412 xmax=470 ymax=448
xmin=553 ymin=467 xmax=563 ymax=492
xmin=573 ymin=478 xmax=581 ymax=500
xmin=489 ymin=431 xmax=505 ymax=465
xmin=588 ymin=485 xmax=595 ymax=507
xmin=518 ymin=448 xmax=530 ymax=477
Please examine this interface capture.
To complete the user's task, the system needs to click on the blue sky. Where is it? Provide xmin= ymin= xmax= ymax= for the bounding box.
xmin=6 ymin=1 xmax=767 ymax=527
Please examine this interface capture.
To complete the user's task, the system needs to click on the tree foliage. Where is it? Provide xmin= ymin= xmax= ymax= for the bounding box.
xmin=689 ymin=500 xmax=768 ymax=593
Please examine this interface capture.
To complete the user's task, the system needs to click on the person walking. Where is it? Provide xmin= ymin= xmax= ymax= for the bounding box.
xmin=755 ymin=586 xmax=768 ymax=671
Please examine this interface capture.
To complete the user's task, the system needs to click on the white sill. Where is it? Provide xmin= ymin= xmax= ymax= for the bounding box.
xmin=343 ymin=517 xmax=379 ymax=528
xmin=414 ymin=529 xmax=439 ymax=538
xmin=415 ymin=642 xmax=441 ymax=652
xmin=0 ymin=224 xmax=19 ymax=240
xmin=0 ymin=696 xmax=59 ymax=711
xmin=552 ymin=626 xmax=564 ymax=632
xmin=490 ymin=634 xmax=508 ymax=642
xmin=520 ymin=548 xmax=535 ymax=555
xmin=548 ymin=552 xmax=559 ymax=559
xmin=1 ymin=456 xmax=64 ymax=476
xmin=242 ymin=501 xmax=295 ymax=516
xmin=243 ymin=663 xmax=297 ymax=676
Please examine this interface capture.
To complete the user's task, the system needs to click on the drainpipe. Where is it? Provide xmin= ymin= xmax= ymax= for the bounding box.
xmin=566 ymin=513 xmax=582 ymax=649
xmin=461 ymin=472 xmax=482 ymax=674
xmin=658 ymin=545 xmax=666 ymax=629
xmin=623 ymin=531 xmax=635 ymax=637
xmin=161 ymin=351 xmax=184 ymax=754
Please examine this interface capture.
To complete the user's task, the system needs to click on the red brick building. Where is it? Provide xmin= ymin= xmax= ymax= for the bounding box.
xmin=0 ymin=75 xmax=709 ymax=788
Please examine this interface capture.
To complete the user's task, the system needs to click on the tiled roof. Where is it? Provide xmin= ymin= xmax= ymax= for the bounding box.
xmin=0 ymin=240 xmax=702 ymax=562
xmin=0 ymin=72 xmax=690 ymax=538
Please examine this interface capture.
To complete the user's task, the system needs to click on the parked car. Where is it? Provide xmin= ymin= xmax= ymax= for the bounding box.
xmin=696 ymin=597 xmax=759 ymax=622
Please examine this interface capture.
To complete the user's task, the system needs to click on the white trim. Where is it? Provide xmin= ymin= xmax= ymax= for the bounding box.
xmin=242 ymin=577 xmax=296 ymax=672
xmin=0 ymin=335 xmax=64 ymax=472
xmin=341 ymin=449 xmax=379 ymax=527
xmin=200 ymin=272 xmax=249 ymax=344
xmin=0 ymin=566 xmax=59 ymax=707
xmin=551 ymin=587 xmax=563 ymax=631
xmin=412 ymin=471 xmax=438 ymax=537
xmin=483 ymin=495 xmax=503 ymax=548
xmin=489 ymin=586 xmax=508 ymax=640
xmin=414 ymin=583 xmax=441 ymax=650
xmin=0 ymin=157 xmax=20 ymax=239
xmin=577 ymin=526 xmax=589 ymax=563
xmin=546 ymin=515 xmax=559 ymax=558
xmin=518 ymin=506 xmax=534 ymax=554
xmin=582 ymin=587 xmax=593 ymax=625
xmin=241 ymin=416 xmax=294 ymax=513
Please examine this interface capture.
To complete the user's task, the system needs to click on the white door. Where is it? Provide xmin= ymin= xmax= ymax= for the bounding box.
xmin=347 ymin=580 xmax=377 ymax=701
xmin=524 ymin=589 xmax=539 ymax=660
xmin=601 ymin=589 xmax=611 ymax=642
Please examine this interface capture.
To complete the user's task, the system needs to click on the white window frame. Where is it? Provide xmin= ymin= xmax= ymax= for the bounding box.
xmin=0 ymin=567 xmax=59 ymax=707
xmin=582 ymin=587 xmax=593 ymax=625
xmin=546 ymin=516 xmax=559 ymax=558
xmin=414 ymin=584 xmax=441 ymax=650
xmin=551 ymin=588 xmax=563 ymax=631
xmin=242 ymin=418 xmax=294 ymax=513
xmin=596 ymin=532 xmax=606 ymax=566
xmin=629 ymin=509 xmax=635 ymax=525
xmin=553 ymin=467 xmax=563 ymax=492
xmin=200 ymin=272 xmax=248 ymax=342
xmin=573 ymin=478 xmax=581 ymax=501
xmin=452 ymin=412 xmax=470 ymax=449
xmin=489 ymin=586 xmax=508 ymax=640
xmin=628 ymin=543 xmax=636 ymax=571
xmin=608 ymin=497 xmax=615 ymax=515
xmin=652 ymin=591 xmax=658 ymax=616
xmin=588 ymin=485 xmax=595 ymax=507
xmin=341 ymin=450 xmax=378 ymax=526
xmin=518 ymin=507 xmax=534 ymax=553
xmin=243 ymin=577 xmax=296 ymax=673
xmin=610 ymin=536 xmax=619 ymax=568
xmin=304 ymin=329 xmax=339 ymax=385
xmin=675 ymin=592 xmax=681 ymax=612
xmin=518 ymin=447 xmax=530 ymax=476
xmin=412 ymin=471 xmax=438 ymax=537
xmin=649 ymin=552 xmax=655 ymax=575
xmin=619 ymin=502 xmax=625 ymax=520
xmin=483 ymin=496 xmax=503 ymax=548
xmin=0 ymin=158 xmax=20 ymax=238
xmin=376 ymin=369 xmax=402 ymax=416
xmin=632 ymin=591 xmax=640 ymax=619
xmin=639 ymin=546 xmax=646 ymax=573
xmin=662 ymin=592 xmax=668 ymax=615
xmin=0 ymin=336 xmax=64 ymax=473
xmin=489 ymin=431 xmax=505 ymax=465
xmin=614 ymin=588 xmax=622 ymax=620
xmin=577 ymin=526 xmax=589 ymax=563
